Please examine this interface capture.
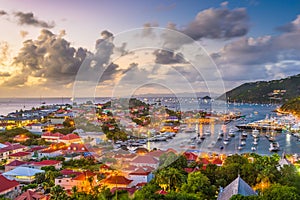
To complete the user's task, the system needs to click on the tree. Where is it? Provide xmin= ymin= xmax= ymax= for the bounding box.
xmin=262 ymin=184 xmax=300 ymax=200
xmin=181 ymin=171 xmax=214 ymax=198
xmin=155 ymin=167 xmax=186 ymax=191
xmin=50 ymin=185 xmax=68 ymax=200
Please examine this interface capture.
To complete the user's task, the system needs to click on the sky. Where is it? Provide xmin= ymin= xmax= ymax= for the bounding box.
xmin=0 ymin=0 xmax=300 ymax=98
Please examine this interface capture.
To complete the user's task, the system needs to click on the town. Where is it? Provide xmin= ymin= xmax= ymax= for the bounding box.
xmin=0 ymin=98 xmax=300 ymax=200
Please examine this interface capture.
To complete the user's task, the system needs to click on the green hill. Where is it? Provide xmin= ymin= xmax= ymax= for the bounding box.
xmin=280 ymin=97 xmax=300 ymax=116
xmin=218 ymin=74 xmax=300 ymax=103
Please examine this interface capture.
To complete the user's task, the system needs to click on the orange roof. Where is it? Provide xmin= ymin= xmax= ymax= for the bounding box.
xmin=0 ymin=175 xmax=19 ymax=193
xmin=156 ymin=190 xmax=168 ymax=195
xmin=73 ymin=171 xmax=95 ymax=181
xmin=60 ymin=169 xmax=82 ymax=176
xmin=103 ymin=175 xmax=132 ymax=185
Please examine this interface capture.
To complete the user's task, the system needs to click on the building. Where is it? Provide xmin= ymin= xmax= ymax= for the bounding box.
xmin=0 ymin=143 xmax=28 ymax=161
xmin=2 ymin=166 xmax=44 ymax=183
xmin=41 ymin=132 xmax=64 ymax=143
xmin=0 ymin=175 xmax=20 ymax=199
xmin=55 ymin=171 xmax=97 ymax=192
xmin=101 ymin=175 xmax=133 ymax=189
xmin=130 ymin=155 xmax=159 ymax=169
xmin=5 ymin=160 xmax=28 ymax=172
xmin=59 ymin=133 xmax=82 ymax=145
xmin=128 ymin=167 xmax=153 ymax=186
xmin=15 ymin=190 xmax=49 ymax=200
xmin=29 ymin=160 xmax=62 ymax=170
xmin=217 ymin=175 xmax=257 ymax=200
xmin=8 ymin=152 xmax=32 ymax=162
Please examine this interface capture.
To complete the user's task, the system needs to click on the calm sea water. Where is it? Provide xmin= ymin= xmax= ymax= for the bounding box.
xmin=1 ymin=98 xmax=299 ymax=155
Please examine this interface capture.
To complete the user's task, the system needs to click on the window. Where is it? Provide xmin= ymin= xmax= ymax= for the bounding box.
xmin=58 ymin=180 xmax=61 ymax=183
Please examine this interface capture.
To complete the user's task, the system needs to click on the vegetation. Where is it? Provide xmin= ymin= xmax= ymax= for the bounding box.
xmin=280 ymin=96 xmax=300 ymax=116
xmin=218 ymin=74 xmax=300 ymax=103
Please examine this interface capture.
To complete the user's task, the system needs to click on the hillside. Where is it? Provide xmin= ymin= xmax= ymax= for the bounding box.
xmin=218 ymin=74 xmax=300 ymax=103
xmin=280 ymin=97 xmax=300 ymax=116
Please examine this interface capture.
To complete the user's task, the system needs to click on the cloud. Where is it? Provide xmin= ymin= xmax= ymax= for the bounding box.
xmin=0 ymin=72 xmax=10 ymax=77
xmin=14 ymin=11 xmax=54 ymax=28
xmin=183 ymin=7 xmax=248 ymax=40
xmin=211 ymin=15 xmax=300 ymax=81
xmin=276 ymin=15 xmax=300 ymax=33
xmin=4 ymin=29 xmax=87 ymax=87
xmin=19 ymin=30 xmax=29 ymax=38
xmin=0 ymin=41 xmax=10 ymax=65
xmin=153 ymin=50 xmax=186 ymax=64
xmin=0 ymin=10 xmax=7 ymax=16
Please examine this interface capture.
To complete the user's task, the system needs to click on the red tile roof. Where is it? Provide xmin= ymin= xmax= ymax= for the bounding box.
xmin=129 ymin=167 xmax=151 ymax=176
xmin=32 ymin=160 xmax=61 ymax=166
xmin=183 ymin=152 xmax=198 ymax=161
xmin=199 ymin=158 xmax=210 ymax=165
xmin=73 ymin=171 xmax=96 ymax=181
xmin=0 ymin=143 xmax=26 ymax=153
xmin=5 ymin=160 xmax=27 ymax=167
xmin=60 ymin=133 xmax=80 ymax=141
xmin=103 ymin=175 xmax=133 ymax=185
xmin=26 ymin=146 xmax=46 ymax=152
xmin=211 ymin=158 xmax=223 ymax=165
xmin=15 ymin=190 xmax=45 ymax=200
xmin=131 ymin=155 xmax=159 ymax=165
xmin=9 ymin=151 xmax=31 ymax=157
xmin=0 ymin=175 xmax=19 ymax=193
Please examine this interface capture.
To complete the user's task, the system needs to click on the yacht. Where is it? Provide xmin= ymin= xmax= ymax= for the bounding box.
xmin=252 ymin=129 xmax=260 ymax=138
xmin=228 ymin=129 xmax=236 ymax=137
xmin=251 ymin=146 xmax=256 ymax=151
xmin=269 ymin=142 xmax=280 ymax=152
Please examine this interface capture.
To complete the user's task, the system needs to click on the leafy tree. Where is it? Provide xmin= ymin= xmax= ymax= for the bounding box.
xmin=262 ymin=184 xmax=300 ymax=200
xmin=181 ymin=171 xmax=215 ymax=198
xmin=50 ymin=185 xmax=68 ymax=200
xmin=155 ymin=167 xmax=186 ymax=191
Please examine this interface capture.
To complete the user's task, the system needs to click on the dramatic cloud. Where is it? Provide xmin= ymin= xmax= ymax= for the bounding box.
xmin=0 ymin=72 xmax=10 ymax=77
xmin=153 ymin=50 xmax=186 ymax=64
xmin=183 ymin=7 xmax=248 ymax=40
xmin=5 ymin=29 xmax=87 ymax=86
xmin=14 ymin=11 xmax=54 ymax=28
xmin=212 ymin=15 xmax=300 ymax=81
xmin=0 ymin=41 xmax=9 ymax=65
xmin=0 ymin=10 xmax=7 ymax=16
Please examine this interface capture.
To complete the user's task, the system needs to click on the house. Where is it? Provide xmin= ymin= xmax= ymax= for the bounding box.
xmin=65 ymin=143 xmax=88 ymax=153
xmin=39 ymin=149 xmax=63 ymax=158
xmin=55 ymin=171 xmax=97 ymax=192
xmin=0 ymin=175 xmax=20 ymax=199
xmin=30 ymin=160 xmax=62 ymax=170
xmin=101 ymin=175 xmax=133 ymax=189
xmin=0 ymin=143 xmax=28 ymax=161
xmin=217 ymin=175 xmax=257 ymax=200
xmin=128 ymin=167 xmax=154 ymax=186
xmin=5 ymin=160 xmax=28 ymax=172
xmin=41 ymin=132 xmax=64 ymax=143
xmin=130 ymin=155 xmax=159 ymax=169
xmin=15 ymin=190 xmax=49 ymax=200
xmin=183 ymin=152 xmax=198 ymax=163
xmin=2 ymin=166 xmax=44 ymax=183
xmin=8 ymin=151 xmax=32 ymax=162
xmin=59 ymin=133 xmax=82 ymax=144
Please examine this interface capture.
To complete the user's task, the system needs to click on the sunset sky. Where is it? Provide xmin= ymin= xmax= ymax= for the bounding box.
xmin=0 ymin=0 xmax=300 ymax=98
